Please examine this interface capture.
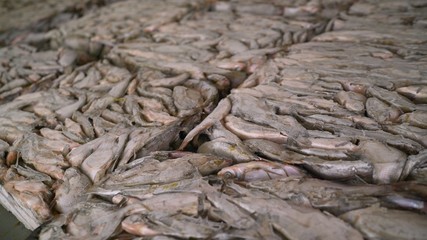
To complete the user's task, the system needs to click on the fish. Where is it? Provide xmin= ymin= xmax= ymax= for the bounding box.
xmin=172 ymin=85 xmax=204 ymax=117
xmin=396 ymin=85 xmax=427 ymax=104
xmin=16 ymin=133 xmax=70 ymax=179
xmin=247 ymin=177 xmax=391 ymax=215
xmin=226 ymin=183 xmax=364 ymax=240
xmin=53 ymin=167 xmax=92 ymax=213
xmin=399 ymin=110 xmax=427 ymax=128
xmin=179 ymin=97 xmax=231 ymax=150
xmin=358 ymin=140 xmax=407 ymax=184
xmin=103 ymin=152 xmax=232 ymax=187
xmin=224 ymin=115 xmax=288 ymax=144
xmin=183 ymin=79 xmax=219 ymax=113
xmin=56 ymin=199 xmax=144 ymax=239
xmin=218 ymin=160 xmax=303 ymax=181
xmin=81 ymin=129 xmax=129 ymax=183
xmin=383 ymin=124 xmax=427 ymax=147
xmin=197 ymin=122 xmax=260 ymax=163
xmin=340 ymin=205 xmax=427 ymax=240
xmin=367 ymin=86 xmax=416 ymax=112
xmin=335 ymin=91 xmax=366 ymax=114
xmin=198 ymin=180 xmax=257 ymax=229
xmin=365 ymin=97 xmax=401 ymax=124
xmin=229 ymin=93 xmax=308 ymax=145
xmin=55 ymin=93 xmax=86 ymax=120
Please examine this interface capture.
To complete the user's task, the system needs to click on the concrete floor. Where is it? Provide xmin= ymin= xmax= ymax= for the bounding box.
xmin=0 ymin=205 xmax=31 ymax=240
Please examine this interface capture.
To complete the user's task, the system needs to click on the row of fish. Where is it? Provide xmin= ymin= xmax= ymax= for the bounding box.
xmin=103 ymin=0 xmax=345 ymax=83
xmin=35 ymin=152 xmax=427 ymax=239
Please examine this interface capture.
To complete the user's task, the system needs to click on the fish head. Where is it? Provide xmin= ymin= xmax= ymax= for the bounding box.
xmin=188 ymin=154 xmax=233 ymax=176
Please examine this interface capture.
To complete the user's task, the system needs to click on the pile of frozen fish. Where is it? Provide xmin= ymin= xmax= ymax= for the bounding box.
xmin=0 ymin=0 xmax=427 ymax=239
xmin=0 ymin=45 xmax=78 ymax=103
xmin=0 ymin=0 xmax=124 ymax=47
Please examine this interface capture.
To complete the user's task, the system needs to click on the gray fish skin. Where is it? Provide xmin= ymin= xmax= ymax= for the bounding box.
xmin=81 ymin=130 xmax=128 ymax=183
xmin=103 ymin=152 xmax=232 ymax=187
xmin=247 ymin=177 xmax=390 ymax=215
xmin=65 ymin=200 xmax=144 ymax=240
xmin=179 ymin=98 xmax=231 ymax=150
xmin=53 ymin=167 xmax=92 ymax=213
xmin=197 ymin=122 xmax=260 ymax=163
xmin=340 ymin=205 xmax=427 ymax=240
xmin=226 ymin=183 xmax=363 ymax=240
xmin=367 ymin=86 xmax=416 ymax=113
xmin=358 ymin=141 xmax=407 ymax=184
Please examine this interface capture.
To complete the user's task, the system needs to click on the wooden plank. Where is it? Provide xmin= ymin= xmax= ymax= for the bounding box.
xmin=0 ymin=184 xmax=41 ymax=230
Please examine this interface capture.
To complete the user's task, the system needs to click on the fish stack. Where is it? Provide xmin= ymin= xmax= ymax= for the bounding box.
xmin=46 ymin=0 xmax=211 ymax=56
xmin=0 ymin=45 xmax=78 ymax=103
xmin=0 ymin=0 xmax=122 ymax=46
xmin=0 ymin=0 xmax=427 ymax=239
xmin=0 ymin=57 xmax=220 ymax=229
xmin=106 ymin=0 xmax=350 ymax=80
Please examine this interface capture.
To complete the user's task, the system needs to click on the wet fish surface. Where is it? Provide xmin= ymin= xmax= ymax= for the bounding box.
xmin=0 ymin=0 xmax=426 ymax=239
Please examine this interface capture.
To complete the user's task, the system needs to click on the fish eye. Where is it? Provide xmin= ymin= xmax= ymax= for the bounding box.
xmin=222 ymin=171 xmax=235 ymax=179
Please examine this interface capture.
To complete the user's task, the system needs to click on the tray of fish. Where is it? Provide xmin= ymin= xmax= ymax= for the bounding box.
xmin=0 ymin=0 xmax=427 ymax=239
xmin=0 ymin=44 xmax=78 ymax=103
